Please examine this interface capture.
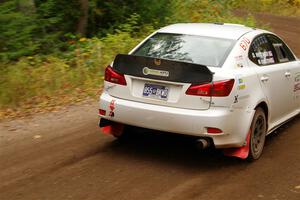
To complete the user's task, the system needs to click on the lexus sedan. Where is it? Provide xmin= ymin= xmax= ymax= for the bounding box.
xmin=98 ymin=23 xmax=300 ymax=160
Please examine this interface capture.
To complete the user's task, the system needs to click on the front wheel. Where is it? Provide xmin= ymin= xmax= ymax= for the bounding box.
xmin=248 ymin=108 xmax=267 ymax=160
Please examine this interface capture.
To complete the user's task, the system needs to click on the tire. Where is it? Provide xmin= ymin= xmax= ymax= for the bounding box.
xmin=248 ymin=107 xmax=267 ymax=161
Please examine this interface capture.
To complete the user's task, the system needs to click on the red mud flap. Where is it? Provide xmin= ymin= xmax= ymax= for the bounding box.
xmin=223 ymin=130 xmax=251 ymax=159
xmin=99 ymin=119 xmax=124 ymax=137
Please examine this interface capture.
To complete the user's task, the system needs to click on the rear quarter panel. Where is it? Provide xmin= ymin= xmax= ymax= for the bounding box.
xmin=211 ymin=30 xmax=268 ymax=112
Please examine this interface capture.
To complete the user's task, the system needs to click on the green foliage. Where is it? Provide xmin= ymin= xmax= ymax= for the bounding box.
xmin=0 ymin=0 xmax=81 ymax=61
xmin=0 ymin=54 xmax=101 ymax=109
xmin=0 ymin=1 xmax=39 ymax=60
xmin=87 ymin=0 xmax=172 ymax=35
xmin=34 ymin=0 xmax=81 ymax=52
xmin=0 ymin=15 xmax=151 ymax=110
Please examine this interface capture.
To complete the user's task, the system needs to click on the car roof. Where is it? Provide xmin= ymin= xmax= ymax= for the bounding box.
xmin=157 ymin=23 xmax=256 ymax=40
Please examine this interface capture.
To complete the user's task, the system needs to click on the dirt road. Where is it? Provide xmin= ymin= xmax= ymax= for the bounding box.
xmin=1 ymin=14 xmax=300 ymax=200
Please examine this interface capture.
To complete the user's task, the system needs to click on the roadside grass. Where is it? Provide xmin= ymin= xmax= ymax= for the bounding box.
xmin=0 ymin=24 xmax=152 ymax=119
xmin=0 ymin=1 xmax=260 ymax=120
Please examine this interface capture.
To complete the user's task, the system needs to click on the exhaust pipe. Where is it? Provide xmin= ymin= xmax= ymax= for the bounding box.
xmin=196 ymin=138 xmax=211 ymax=149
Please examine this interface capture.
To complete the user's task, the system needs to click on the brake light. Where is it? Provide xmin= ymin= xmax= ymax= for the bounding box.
xmin=104 ymin=66 xmax=127 ymax=85
xmin=186 ymin=79 xmax=234 ymax=97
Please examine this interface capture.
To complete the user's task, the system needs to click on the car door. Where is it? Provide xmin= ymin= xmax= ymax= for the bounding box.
xmin=266 ymin=34 xmax=300 ymax=114
xmin=249 ymin=34 xmax=292 ymax=126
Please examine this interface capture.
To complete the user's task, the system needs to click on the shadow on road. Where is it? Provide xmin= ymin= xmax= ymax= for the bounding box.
xmin=265 ymin=114 xmax=300 ymax=146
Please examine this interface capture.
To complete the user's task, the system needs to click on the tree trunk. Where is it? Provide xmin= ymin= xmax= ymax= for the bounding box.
xmin=77 ymin=0 xmax=89 ymax=36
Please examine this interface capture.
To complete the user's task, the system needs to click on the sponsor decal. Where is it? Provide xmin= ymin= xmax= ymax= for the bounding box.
xmin=109 ymin=100 xmax=116 ymax=117
xmin=294 ymin=83 xmax=300 ymax=92
xmin=142 ymin=67 xmax=169 ymax=77
xmin=104 ymin=85 xmax=115 ymax=91
xmin=154 ymin=58 xmax=161 ymax=66
xmin=235 ymin=55 xmax=244 ymax=68
xmin=238 ymin=85 xmax=246 ymax=90
xmin=238 ymin=78 xmax=246 ymax=90
xmin=234 ymin=95 xmax=239 ymax=103
xmin=256 ymin=51 xmax=275 ymax=65
xmin=295 ymin=73 xmax=300 ymax=92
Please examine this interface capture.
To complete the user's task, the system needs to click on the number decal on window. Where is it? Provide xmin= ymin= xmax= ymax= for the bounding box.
xmin=240 ymin=37 xmax=251 ymax=51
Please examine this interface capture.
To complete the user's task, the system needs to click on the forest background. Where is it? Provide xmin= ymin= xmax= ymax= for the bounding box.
xmin=0 ymin=0 xmax=299 ymax=118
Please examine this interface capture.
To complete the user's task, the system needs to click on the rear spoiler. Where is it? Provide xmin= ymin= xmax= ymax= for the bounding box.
xmin=113 ymin=54 xmax=213 ymax=85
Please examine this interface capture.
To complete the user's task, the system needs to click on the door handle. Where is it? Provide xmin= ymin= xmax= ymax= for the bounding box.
xmin=260 ymin=76 xmax=269 ymax=82
xmin=285 ymin=71 xmax=291 ymax=78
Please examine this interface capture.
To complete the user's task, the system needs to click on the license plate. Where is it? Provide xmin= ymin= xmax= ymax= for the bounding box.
xmin=143 ymin=83 xmax=169 ymax=100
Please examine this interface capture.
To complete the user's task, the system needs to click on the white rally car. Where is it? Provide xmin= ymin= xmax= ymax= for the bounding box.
xmin=98 ymin=23 xmax=300 ymax=160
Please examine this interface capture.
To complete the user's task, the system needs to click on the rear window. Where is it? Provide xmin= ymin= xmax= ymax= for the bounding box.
xmin=133 ymin=33 xmax=235 ymax=67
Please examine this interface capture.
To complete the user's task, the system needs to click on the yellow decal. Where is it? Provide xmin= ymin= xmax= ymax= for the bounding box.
xmin=238 ymin=84 xmax=246 ymax=90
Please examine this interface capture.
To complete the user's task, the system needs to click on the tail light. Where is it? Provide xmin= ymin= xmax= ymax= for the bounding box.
xmin=104 ymin=65 xmax=127 ymax=85
xmin=186 ymin=79 xmax=234 ymax=97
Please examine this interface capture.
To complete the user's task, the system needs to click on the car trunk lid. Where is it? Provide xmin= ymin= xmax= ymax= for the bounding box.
xmin=106 ymin=54 xmax=214 ymax=110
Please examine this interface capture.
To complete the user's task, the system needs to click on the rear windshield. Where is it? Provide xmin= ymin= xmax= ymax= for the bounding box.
xmin=133 ymin=33 xmax=235 ymax=67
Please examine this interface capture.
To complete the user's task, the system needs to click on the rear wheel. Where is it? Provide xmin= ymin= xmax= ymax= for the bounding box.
xmin=248 ymin=108 xmax=267 ymax=160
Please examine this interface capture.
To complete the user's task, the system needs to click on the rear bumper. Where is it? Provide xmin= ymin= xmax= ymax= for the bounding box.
xmin=99 ymin=92 xmax=255 ymax=148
